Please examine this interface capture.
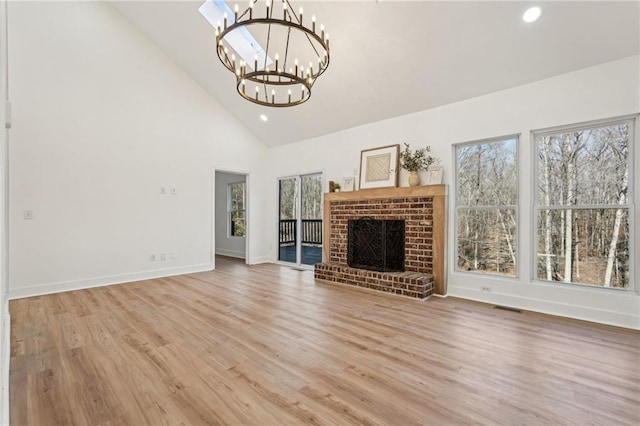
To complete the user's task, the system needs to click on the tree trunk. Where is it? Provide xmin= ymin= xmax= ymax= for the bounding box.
xmin=472 ymin=146 xmax=482 ymax=269
xmin=563 ymin=138 xmax=576 ymax=283
xmin=542 ymin=138 xmax=553 ymax=280
xmin=496 ymin=209 xmax=516 ymax=269
xmin=604 ymin=167 xmax=627 ymax=287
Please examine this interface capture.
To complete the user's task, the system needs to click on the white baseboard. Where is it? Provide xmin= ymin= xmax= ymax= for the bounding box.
xmin=214 ymin=248 xmax=245 ymax=259
xmin=8 ymin=263 xmax=214 ymax=300
xmin=1 ymin=312 xmax=9 ymax=426
xmin=247 ymin=256 xmax=272 ymax=265
xmin=448 ymin=286 xmax=639 ymax=330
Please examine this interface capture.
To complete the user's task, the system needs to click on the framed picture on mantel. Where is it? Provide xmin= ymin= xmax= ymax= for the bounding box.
xmin=343 ymin=177 xmax=355 ymax=192
xmin=358 ymin=144 xmax=399 ymax=190
xmin=426 ymin=167 xmax=443 ymax=185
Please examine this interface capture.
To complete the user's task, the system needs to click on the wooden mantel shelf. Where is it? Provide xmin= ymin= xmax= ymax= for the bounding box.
xmin=325 ymin=184 xmax=446 ymax=201
xmin=322 ymin=184 xmax=448 ymax=295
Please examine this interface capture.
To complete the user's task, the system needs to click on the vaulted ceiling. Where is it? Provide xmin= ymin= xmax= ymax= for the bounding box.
xmin=112 ymin=1 xmax=640 ymax=147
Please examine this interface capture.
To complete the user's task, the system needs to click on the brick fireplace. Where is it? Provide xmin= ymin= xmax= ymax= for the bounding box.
xmin=314 ymin=185 xmax=447 ymax=299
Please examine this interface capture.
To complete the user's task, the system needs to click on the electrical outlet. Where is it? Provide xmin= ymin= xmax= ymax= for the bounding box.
xmin=170 ymin=187 xmax=177 ymax=195
xmin=150 ymin=254 xmax=156 ymax=262
xmin=481 ymin=286 xmax=492 ymax=293
xmin=160 ymin=187 xmax=166 ymax=195
xmin=160 ymin=253 xmax=166 ymax=261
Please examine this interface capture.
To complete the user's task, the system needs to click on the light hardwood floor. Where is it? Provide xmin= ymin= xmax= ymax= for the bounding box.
xmin=10 ymin=257 xmax=640 ymax=425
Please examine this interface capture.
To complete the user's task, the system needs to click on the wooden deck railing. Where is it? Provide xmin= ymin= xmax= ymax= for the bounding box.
xmin=279 ymin=219 xmax=322 ymax=245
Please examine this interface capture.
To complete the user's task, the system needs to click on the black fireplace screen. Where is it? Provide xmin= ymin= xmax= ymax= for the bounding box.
xmin=347 ymin=218 xmax=405 ymax=272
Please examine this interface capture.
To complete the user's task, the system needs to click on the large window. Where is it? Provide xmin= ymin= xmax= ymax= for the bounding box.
xmin=455 ymin=136 xmax=518 ymax=276
xmin=534 ymin=118 xmax=633 ymax=289
xmin=228 ymin=182 xmax=246 ymax=237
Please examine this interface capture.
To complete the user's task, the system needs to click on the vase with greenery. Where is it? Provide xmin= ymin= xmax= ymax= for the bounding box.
xmin=399 ymin=143 xmax=437 ymax=186
xmin=333 ymin=183 xmax=341 ymax=192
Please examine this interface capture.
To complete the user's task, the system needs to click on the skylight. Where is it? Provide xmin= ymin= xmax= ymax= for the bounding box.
xmin=199 ymin=0 xmax=272 ymax=70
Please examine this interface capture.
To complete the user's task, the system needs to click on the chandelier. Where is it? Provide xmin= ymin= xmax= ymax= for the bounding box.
xmin=214 ymin=0 xmax=330 ymax=107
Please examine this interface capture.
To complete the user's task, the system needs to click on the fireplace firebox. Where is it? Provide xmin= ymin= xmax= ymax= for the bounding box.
xmin=347 ymin=218 xmax=405 ymax=272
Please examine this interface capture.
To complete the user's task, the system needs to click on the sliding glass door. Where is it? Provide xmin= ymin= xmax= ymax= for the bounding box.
xmin=278 ymin=173 xmax=323 ymax=267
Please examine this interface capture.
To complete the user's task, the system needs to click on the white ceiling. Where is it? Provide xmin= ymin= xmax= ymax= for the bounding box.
xmin=111 ymin=1 xmax=640 ymax=147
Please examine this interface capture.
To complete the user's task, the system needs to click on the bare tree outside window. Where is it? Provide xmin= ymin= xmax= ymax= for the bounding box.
xmin=535 ymin=120 xmax=632 ymax=289
xmin=455 ymin=137 xmax=518 ymax=276
xmin=229 ymin=182 xmax=246 ymax=237
xmin=279 ymin=178 xmax=298 ymax=220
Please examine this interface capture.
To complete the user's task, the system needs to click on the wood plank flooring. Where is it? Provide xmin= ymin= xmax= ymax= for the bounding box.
xmin=10 ymin=256 xmax=640 ymax=425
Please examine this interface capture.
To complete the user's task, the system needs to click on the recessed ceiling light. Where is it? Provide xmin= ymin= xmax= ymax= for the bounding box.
xmin=260 ymin=114 xmax=268 ymax=122
xmin=523 ymin=6 xmax=542 ymax=23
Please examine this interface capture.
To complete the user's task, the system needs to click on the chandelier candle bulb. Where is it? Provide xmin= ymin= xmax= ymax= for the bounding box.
xmin=214 ymin=0 xmax=330 ymax=107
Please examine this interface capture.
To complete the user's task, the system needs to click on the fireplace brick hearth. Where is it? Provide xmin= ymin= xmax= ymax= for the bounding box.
xmin=314 ymin=185 xmax=447 ymax=298
xmin=315 ymin=263 xmax=434 ymax=299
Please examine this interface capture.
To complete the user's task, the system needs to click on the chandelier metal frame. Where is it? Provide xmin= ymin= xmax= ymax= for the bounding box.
xmin=215 ymin=0 xmax=330 ymax=107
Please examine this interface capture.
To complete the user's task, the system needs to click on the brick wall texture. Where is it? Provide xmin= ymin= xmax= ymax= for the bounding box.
xmin=314 ymin=196 xmax=435 ymax=299
xmin=330 ymin=197 xmax=434 ymax=273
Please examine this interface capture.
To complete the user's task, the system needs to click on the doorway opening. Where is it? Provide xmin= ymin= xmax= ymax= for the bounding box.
xmin=215 ymin=170 xmax=248 ymax=263
xmin=278 ymin=172 xmax=323 ymax=268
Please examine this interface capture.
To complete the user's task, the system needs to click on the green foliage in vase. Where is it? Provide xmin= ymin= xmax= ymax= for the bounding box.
xmin=399 ymin=143 xmax=437 ymax=172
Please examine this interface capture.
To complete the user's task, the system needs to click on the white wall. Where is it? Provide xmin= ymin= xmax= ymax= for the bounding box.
xmin=215 ymin=171 xmax=246 ymax=259
xmin=268 ymin=56 xmax=640 ymax=329
xmin=0 ymin=0 xmax=9 ymax=421
xmin=8 ymin=1 xmax=271 ymax=298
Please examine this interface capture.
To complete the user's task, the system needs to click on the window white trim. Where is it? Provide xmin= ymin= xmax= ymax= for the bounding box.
xmin=227 ymin=181 xmax=246 ymax=238
xmin=531 ymin=115 xmax=636 ymax=291
xmin=453 ymin=134 xmax=520 ymax=279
